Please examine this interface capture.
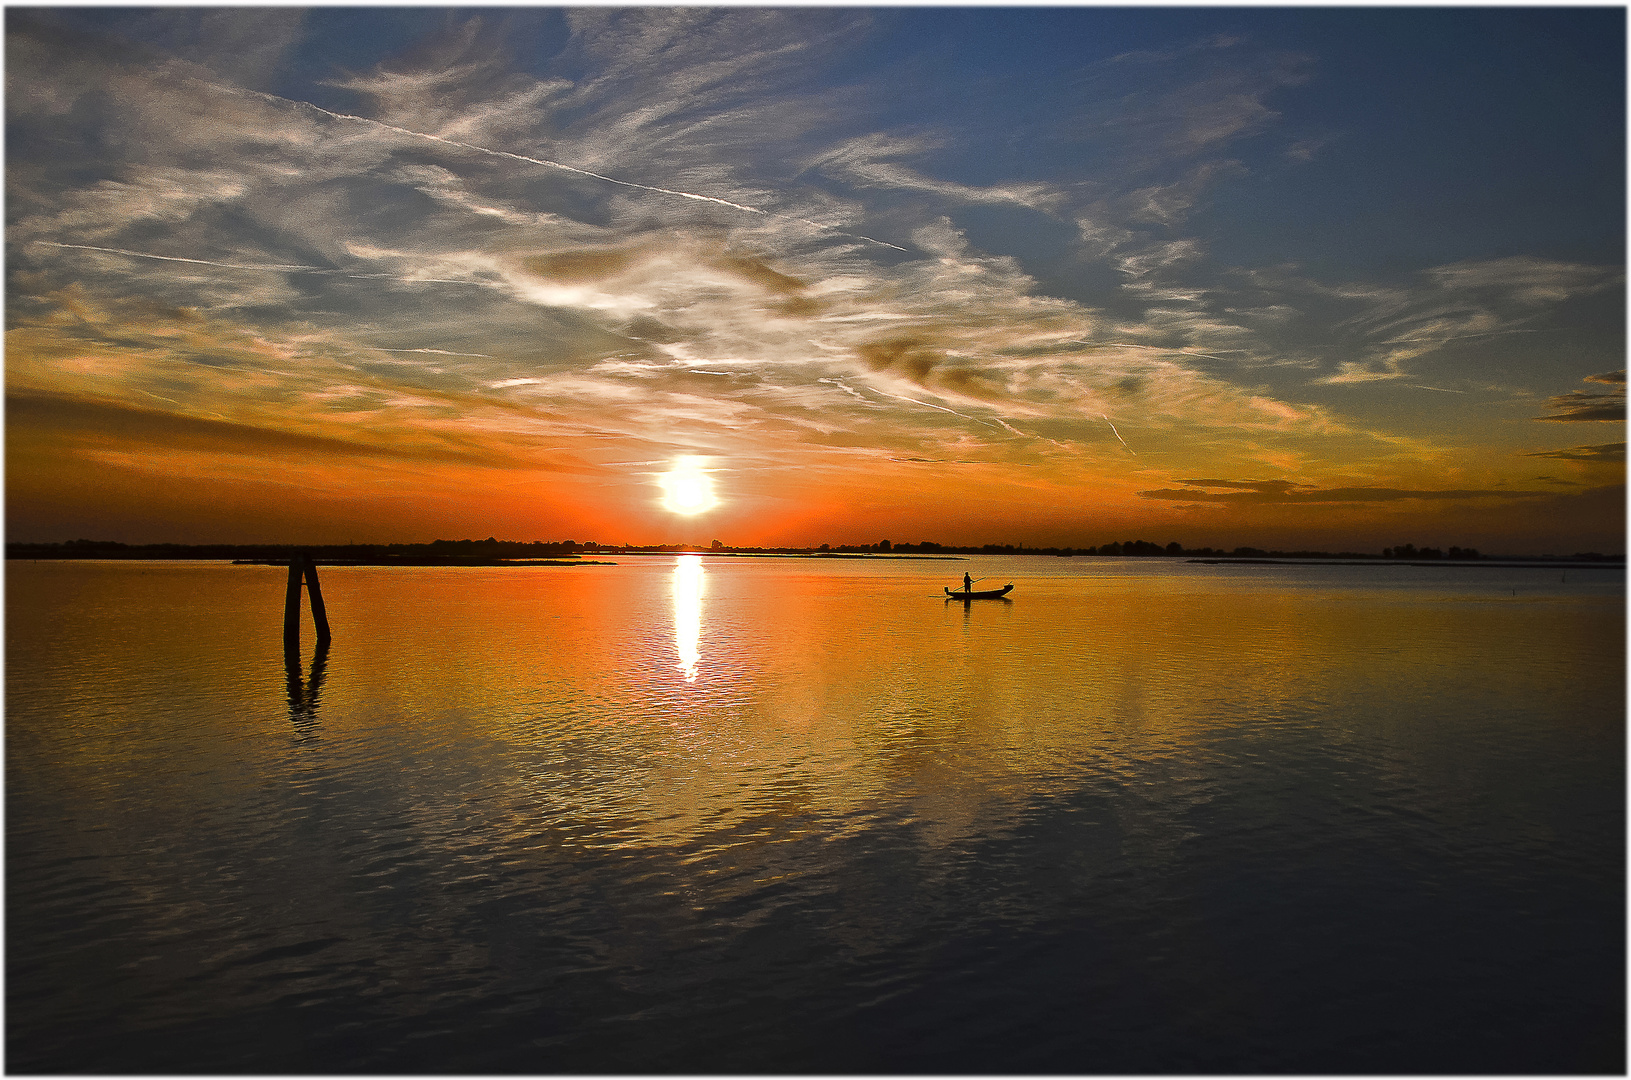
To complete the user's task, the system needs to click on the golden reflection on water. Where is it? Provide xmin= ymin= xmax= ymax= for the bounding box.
xmin=7 ymin=559 xmax=1625 ymax=1074
xmin=673 ymin=555 xmax=704 ymax=682
xmin=5 ymin=559 xmax=1622 ymax=881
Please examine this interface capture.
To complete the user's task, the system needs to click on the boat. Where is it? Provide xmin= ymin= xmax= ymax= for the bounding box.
xmin=944 ymin=583 xmax=1014 ymax=599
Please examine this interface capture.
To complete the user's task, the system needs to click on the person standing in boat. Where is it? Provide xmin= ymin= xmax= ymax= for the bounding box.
xmin=963 ymin=572 xmax=973 ymax=593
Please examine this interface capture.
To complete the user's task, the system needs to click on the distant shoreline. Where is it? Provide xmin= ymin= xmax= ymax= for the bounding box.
xmin=6 ymin=540 xmax=1621 ymax=571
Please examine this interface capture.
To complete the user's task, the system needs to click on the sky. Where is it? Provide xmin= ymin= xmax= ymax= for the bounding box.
xmin=6 ymin=6 xmax=1625 ymax=553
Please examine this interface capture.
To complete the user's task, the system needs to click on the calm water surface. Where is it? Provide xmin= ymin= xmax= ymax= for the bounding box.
xmin=7 ymin=556 xmax=1624 ymax=1072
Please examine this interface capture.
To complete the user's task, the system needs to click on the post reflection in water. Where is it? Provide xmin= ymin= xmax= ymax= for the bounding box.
xmin=673 ymin=555 xmax=704 ymax=681
xmin=284 ymin=640 xmax=329 ymax=737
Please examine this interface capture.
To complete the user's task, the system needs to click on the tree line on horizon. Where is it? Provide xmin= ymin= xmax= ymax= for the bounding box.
xmin=8 ymin=537 xmax=1624 ymax=562
xmin=816 ymin=539 xmax=1487 ymax=559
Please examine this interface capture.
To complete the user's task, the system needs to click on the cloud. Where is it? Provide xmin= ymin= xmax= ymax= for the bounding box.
xmin=1533 ymin=391 xmax=1627 ymax=423
xmin=807 ymin=133 xmax=1066 ymax=212
xmin=6 ymin=8 xmax=1622 ymax=547
xmin=1423 ymin=257 xmax=1622 ymax=306
xmin=2 ymin=15 xmax=1344 ymax=483
xmin=327 ymin=22 xmax=571 ymax=146
xmin=1284 ymin=135 xmax=1333 ymax=162
xmin=1086 ymin=35 xmax=1312 ymax=163
xmin=1121 ymin=160 xmax=1247 ymax=227
xmin=1533 ymin=371 xmax=1627 ymax=423
xmin=6 ymin=389 xmax=551 ymax=471
xmin=1526 ymin=442 xmax=1626 ymax=462
xmin=1283 ymin=257 xmax=1625 ymax=385
xmin=1138 ymin=481 xmax=1551 ymax=504
xmin=1172 ymin=478 xmax=1312 ymax=494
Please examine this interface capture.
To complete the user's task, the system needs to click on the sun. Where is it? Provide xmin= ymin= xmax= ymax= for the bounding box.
xmin=659 ymin=457 xmax=719 ymax=515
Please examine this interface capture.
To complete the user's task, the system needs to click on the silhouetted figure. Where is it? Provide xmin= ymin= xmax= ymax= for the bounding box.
xmin=963 ymin=572 xmax=973 ymax=593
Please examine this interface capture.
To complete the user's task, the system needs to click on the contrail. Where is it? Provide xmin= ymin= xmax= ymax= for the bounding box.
xmin=283 ymin=94 xmax=770 ymax=215
xmin=33 ymin=241 xmax=325 ymax=272
xmin=1407 ymin=384 xmax=1466 ymax=393
xmin=36 ymin=240 xmax=491 ymax=287
xmin=377 ymin=348 xmax=494 ymax=357
xmin=882 ymin=392 xmax=969 ymax=417
xmin=981 ymin=414 xmax=1073 ymax=450
xmin=990 ymin=415 xmax=1025 ymax=436
xmin=795 ymin=218 xmax=908 ymax=252
xmin=1102 ymin=413 xmax=1136 ymax=454
xmin=1383 ymin=328 xmax=1545 ymax=345
xmin=818 ymin=378 xmax=874 ymax=403
xmin=42 ymin=80 xmax=917 ymax=300
xmin=843 ymin=382 xmax=1034 ymax=439
xmin=853 ymin=235 xmax=909 ymax=252
xmin=223 ymin=83 xmax=909 ymax=250
xmin=879 ymin=391 xmax=1004 ymax=430
xmin=308 ymin=97 xmax=910 ymax=250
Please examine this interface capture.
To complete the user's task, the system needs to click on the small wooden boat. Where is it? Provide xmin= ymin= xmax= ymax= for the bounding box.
xmin=945 ymin=583 xmax=1014 ymax=599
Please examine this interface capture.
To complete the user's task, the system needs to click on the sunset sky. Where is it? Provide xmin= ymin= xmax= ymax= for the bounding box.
xmin=7 ymin=6 xmax=1624 ymax=552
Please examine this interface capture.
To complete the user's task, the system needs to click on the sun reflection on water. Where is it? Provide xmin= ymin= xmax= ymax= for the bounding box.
xmin=673 ymin=555 xmax=704 ymax=681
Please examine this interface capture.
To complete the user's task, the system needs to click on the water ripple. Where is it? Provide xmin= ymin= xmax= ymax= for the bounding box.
xmin=7 ymin=558 xmax=1622 ymax=1073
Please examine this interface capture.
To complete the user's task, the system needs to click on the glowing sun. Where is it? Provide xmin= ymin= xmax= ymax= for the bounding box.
xmin=659 ymin=457 xmax=719 ymax=515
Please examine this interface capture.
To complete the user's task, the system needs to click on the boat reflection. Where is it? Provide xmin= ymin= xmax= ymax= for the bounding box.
xmin=673 ymin=555 xmax=704 ymax=681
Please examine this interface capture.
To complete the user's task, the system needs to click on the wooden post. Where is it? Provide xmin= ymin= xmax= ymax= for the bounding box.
xmin=283 ymin=557 xmax=303 ymax=654
xmin=303 ymin=555 xmax=332 ymax=647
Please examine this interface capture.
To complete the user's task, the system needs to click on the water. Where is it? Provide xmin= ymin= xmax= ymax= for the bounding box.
xmin=6 ymin=556 xmax=1624 ymax=1073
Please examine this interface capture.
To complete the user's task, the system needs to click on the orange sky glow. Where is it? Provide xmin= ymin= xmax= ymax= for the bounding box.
xmin=6 ymin=9 xmax=1624 ymax=554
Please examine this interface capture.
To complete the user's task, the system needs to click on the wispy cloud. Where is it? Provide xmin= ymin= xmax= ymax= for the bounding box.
xmin=1533 ymin=371 xmax=1627 ymax=423
xmin=1139 ymin=481 xmax=1550 ymax=504
xmin=1527 ymin=442 xmax=1626 ymax=462
xmin=1085 ymin=34 xmax=1311 ymax=163
xmin=807 ymin=134 xmax=1066 ymax=213
xmin=1308 ymin=258 xmax=1622 ymax=385
xmin=4 ymin=9 xmax=1622 ymax=547
xmin=1534 ymin=392 xmax=1627 ymax=423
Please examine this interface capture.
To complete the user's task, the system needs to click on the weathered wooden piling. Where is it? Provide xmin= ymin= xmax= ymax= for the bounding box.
xmin=303 ymin=556 xmax=332 ymax=647
xmin=283 ymin=558 xmax=304 ymax=653
xmin=283 ymin=553 xmax=332 ymax=652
